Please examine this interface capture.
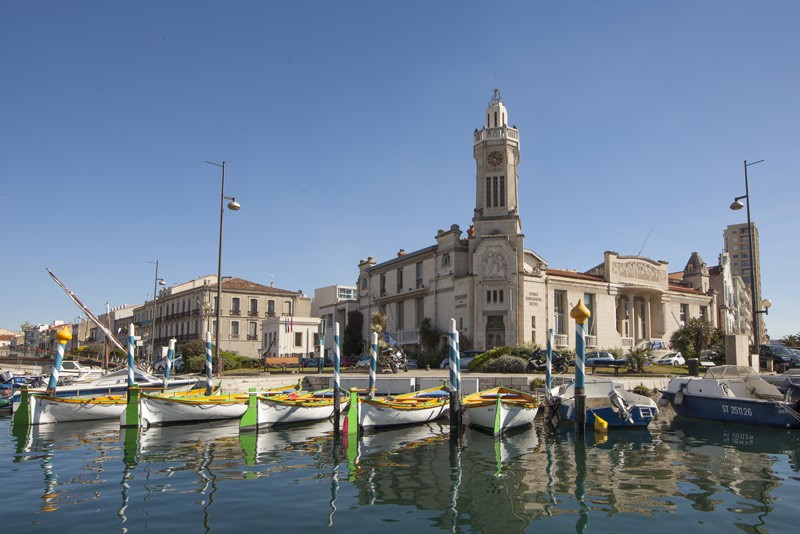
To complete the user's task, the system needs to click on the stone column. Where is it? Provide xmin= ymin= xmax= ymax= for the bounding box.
xmin=628 ymin=294 xmax=636 ymax=341
xmin=645 ymin=297 xmax=652 ymax=341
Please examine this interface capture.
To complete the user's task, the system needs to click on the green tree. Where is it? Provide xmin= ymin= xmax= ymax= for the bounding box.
xmin=370 ymin=311 xmax=388 ymax=350
xmin=342 ymin=310 xmax=364 ymax=358
xmin=780 ymin=333 xmax=800 ymax=347
xmin=418 ymin=318 xmax=441 ymax=352
xmin=670 ymin=318 xmax=723 ymax=360
xmin=626 ymin=346 xmax=651 ymax=373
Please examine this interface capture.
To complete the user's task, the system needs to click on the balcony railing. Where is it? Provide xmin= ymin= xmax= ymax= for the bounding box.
xmin=554 ymin=334 xmax=569 ymax=347
xmin=621 ymin=337 xmax=634 ymax=348
xmin=230 ymin=310 xmax=241 ymax=316
xmin=248 ymin=310 xmax=259 ymax=317
xmin=247 ymin=335 xmax=258 ymax=341
xmin=230 ymin=333 xmax=240 ymax=340
xmin=387 ymin=329 xmax=419 ymax=346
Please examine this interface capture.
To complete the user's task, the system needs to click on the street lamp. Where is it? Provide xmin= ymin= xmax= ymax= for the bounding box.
xmin=729 ymin=159 xmax=764 ymax=365
xmin=206 ymin=160 xmax=241 ymax=376
xmin=147 ymin=260 xmax=167 ymax=363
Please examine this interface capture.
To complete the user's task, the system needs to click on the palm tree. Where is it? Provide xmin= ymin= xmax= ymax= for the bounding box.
xmin=780 ymin=333 xmax=800 ymax=347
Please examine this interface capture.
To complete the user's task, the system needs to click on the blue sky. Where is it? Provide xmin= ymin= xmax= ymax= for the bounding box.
xmin=1 ymin=1 xmax=798 ymax=339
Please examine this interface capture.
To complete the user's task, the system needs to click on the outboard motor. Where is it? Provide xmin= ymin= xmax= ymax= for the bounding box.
xmin=783 ymin=383 xmax=800 ymax=411
xmin=608 ymin=389 xmax=633 ymax=424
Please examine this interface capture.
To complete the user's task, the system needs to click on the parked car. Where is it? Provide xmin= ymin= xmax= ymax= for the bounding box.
xmin=582 ymin=351 xmax=620 ymax=366
xmin=759 ymin=344 xmax=799 ymax=369
xmin=699 ymin=350 xmax=719 ymax=367
xmin=152 ymin=355 xmax=185 ymax=374
xmin=301 ymin=357 xmax=333 ymax=368
xmin=440 ymin=350 xmax=485 ymax=370
xmin=654 ymin=352 xmax=685 ymax=366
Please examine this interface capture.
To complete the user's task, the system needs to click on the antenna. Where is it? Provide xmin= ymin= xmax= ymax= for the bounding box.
xmin=637 ymin=229 xmax=652 ymax=256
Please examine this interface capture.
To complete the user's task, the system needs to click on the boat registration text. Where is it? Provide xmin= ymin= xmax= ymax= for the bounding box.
xmin=722 ymin=405 xmax=752 ymax=417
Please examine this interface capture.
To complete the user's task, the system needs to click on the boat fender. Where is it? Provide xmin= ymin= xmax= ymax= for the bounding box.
xmin=674 ymin=387 xmax=684 ymax=406
xmin=658 ymin=396 xmax=669 ymax=408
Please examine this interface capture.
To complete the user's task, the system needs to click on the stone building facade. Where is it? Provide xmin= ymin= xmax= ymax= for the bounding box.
xmin=134 ymin=275 xmax=310 ymax=359
xmin=356 ymin=90 xmax=717 ymax=352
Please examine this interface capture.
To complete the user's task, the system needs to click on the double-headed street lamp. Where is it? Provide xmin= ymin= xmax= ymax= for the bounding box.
xmin=206 ymin=160 xmax=241 ymax=376
xmin=729 ymin=159 xmax=769 ymax=365
xmin=147 ymin=260 xmax=166 ymax=363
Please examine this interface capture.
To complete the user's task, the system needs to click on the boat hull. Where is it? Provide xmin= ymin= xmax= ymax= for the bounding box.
xmin=138 ymin=395 xmax=248 ymax=427
xmin=463 ymin=387 xmax=540 ymax=434
xmin=358 ymin=399 xmax=448 ymax=428
xmin=557 ymin=403 xmax=655 ymax=428
xmin=662 ymin=390 xmax=800 ymax=429
xmin=467 ymin=402 xmax=539 ymax=432
xmin=27 ymin=395 xmax=126 ymax=424
xmin=255 ymin=398 xmax=338 ymax=427
xmin=552 ymin=379 xmax=658 ymax=429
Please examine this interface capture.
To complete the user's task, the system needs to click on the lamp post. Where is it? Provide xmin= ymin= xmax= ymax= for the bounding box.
xmin=147 ymin=260 xmax=166 ymax=363
xmin=729 ymin=159 xmax=764 ymax=366
xmin=206 ymin=160 xmax=241 ymax=376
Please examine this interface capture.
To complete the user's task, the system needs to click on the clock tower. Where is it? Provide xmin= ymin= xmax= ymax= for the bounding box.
xmin=469 ymin=89 xmax=525 ymax=349
xmin=473 ymin=88 xmax=521 ymax=235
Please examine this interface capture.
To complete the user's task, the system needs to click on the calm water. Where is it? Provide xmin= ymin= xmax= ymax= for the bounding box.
xmin=2 ymin=409 xmax=799 ymax=533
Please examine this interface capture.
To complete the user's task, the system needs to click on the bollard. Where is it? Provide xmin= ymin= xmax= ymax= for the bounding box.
xmin=570 ymin=299 xmax=591 ymax=436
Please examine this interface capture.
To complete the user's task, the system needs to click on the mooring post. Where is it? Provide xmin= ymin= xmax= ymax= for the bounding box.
xmin=333 ymin=322 xmax=341 ymax=435
xmin=46 ymin=327 xmax=72 ymax=396
xmin=368 ymin=332 xmax=377 ymax=398
xmin=448 ymin=318 xmax=461 ymax=433
xmin=570 ymin=299 xmax=591 ymax=436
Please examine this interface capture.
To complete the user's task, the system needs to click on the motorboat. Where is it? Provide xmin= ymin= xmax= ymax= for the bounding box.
xmin=549 ymin=378 xmax=659 ymax=428
xmin=10 ymin=367 xmax=201 ymax=412
xmin=660 ymin=365 xmax=800 ymax=429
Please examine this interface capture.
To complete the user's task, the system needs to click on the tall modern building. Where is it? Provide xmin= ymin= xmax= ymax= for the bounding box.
xmin=356 ymin=90 xmax=716 ymax=352
xmin=723 ymin=222 xmax=765 ymax=342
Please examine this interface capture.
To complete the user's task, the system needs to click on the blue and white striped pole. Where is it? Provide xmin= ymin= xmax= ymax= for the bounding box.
xmin=205 ymin=331 xmax=213 ymax=396
xmin=368 ymin=332 xmax=378 ymax=398
xmin=46 ymin=327 xmax=72 ymax=395
xmin=164 ymin=338 xmax=176 ymax=383
xmin=333 ymin=322 xmax=341 ymax=432
xmin=333 ymin=323 xmax=341 ymax=393
xmin=448 ymin=318 xmax=462 ymax=431
xmin=448 ymin=319 xmax=460 ymax=392
xmin=127 ymin=323 xmax=136 ymax=388
xmin=570 ymin=300 xmax=591 ymax=436
xmin=545 ymin=328 xmax=554 ymax=404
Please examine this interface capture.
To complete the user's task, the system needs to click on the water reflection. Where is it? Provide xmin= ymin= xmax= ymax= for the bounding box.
xmin=664 ymin=417 xmax=800 ymax=525
xmin=3 ymin=414 xmax=800 ymax=533
xmin=12 ymin=421 xmax=120 ymax=514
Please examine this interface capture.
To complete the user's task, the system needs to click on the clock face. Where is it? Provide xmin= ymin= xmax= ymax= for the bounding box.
xmin=487 ymin=150 xmax=504 ymax=167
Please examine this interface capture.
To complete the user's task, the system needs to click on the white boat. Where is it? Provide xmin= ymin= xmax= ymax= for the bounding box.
xmin=135 ymin=392 xmax=249 ymax=427
xmin=10 ymin=367 xmax=201 ymax=412
xmin=462 ymin=386 xmax=540 ymax=435
xmin=344 ymin=385 xmax=450 ymax=430
xmin=13 ymin=386 xmax=210 ymax=426
xmin=241 ymin=388 xmax=346 ymax=430
xmin=57 ymin=360 xmax=106 ymax=383
xmin=550 ymin=378 xmax=659 ymax=429
xmin=660 ymin=365 xmax=800 ymax=429
xmin=18 ymin=393 xmax=128 ymax=424
xmin=126 ymin=382 xmax=299 ymax=428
